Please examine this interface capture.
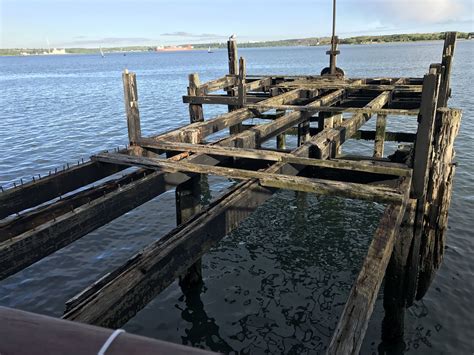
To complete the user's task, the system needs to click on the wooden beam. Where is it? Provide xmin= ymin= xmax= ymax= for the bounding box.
xmin=196 ymin=75 xmax=237 ymax=95
xmin=169 ymin=88 xmax=305 ymax=141
xmin=0 ymin=170 xmax=180 ymax=281
xmin=137 ymin=140 xmax=411 ymax=177
xmin=92 ymin=152 xmax=405 ymax=204
xmin=327 ymin=176 xmax=411 ymax=355
xmin=220 ymin=89 xmax=345 ymax=148
xmin=246 ymin=104 xmax=419 ymax=116
xmin=0 ymin=161 xmax=125 ymax=220
xmin=312 ymin=91 xmax=392 ymax=159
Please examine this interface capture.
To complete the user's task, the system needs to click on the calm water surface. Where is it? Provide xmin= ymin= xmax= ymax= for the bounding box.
xmin=0 ymin=41 xmax=473 ymax=354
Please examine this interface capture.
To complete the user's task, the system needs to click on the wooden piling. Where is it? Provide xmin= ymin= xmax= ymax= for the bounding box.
xmin=188 ymin=73 xmax=204 ymax=123
xmin=374 ymin=114 xmax=387 ymax=158
xmin=122 ymin=70 xmax=142 ymax=144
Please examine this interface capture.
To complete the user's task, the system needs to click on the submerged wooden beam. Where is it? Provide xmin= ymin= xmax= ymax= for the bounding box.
xmin=0 ymin=170 xmax=175 ymax=280
xmin=327 ymin=176 xmax=411 ymax=355
xmin=0 ymin=161 xmax=125 ymax=220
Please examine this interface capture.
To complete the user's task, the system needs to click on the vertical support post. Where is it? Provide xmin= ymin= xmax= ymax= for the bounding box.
xmin=122 ymin=70 xmax=142 ymax=144
xmin=373 ymin=114 xmax=387 ymax=158
xmin=228 ymin=38 xmax=241 ymax=134
xmin=188 ymin=73 xmax=204 ymax=123
xmin=176 ymin=176 xmax=202 ymax=293
xmin=382 ymin=201 xmax=416 ymax=343
xmin=437 ymin=32 xmax=457 ymax=107
xmin=276 ymin=110 xmax=287 ymax=150
xmin=405 ymin=73 xmax=440 ymax=305
xmin=318 ymin=111 xmax=343 ymax=155
xmin=297 ymin=121 xmax=310 ymax=145
xmin=237 ymin=57 xmax=247 ymax=108
xmin=177 ymin=88 xmax=204 ymax=292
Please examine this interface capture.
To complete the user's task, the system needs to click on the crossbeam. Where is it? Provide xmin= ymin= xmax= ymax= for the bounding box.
xmin=92 ymin=152 xmax=405 ymax=204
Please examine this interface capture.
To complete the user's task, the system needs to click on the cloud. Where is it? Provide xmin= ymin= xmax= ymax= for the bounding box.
xmin=383 ymin=0 xmax=466 ymax=23
xmin=161 ymin=31 xmax=225 ymax=39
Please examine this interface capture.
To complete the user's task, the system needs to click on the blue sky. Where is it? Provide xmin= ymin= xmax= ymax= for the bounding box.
xmin=0 ymin=0 xmax=472 ymax=48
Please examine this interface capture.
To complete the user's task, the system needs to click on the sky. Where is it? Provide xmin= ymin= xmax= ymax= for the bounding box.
xmin=0 ymin=0 xmax=473 ymax=48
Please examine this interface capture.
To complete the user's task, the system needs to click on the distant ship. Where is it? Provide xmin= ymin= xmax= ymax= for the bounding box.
xmin=155 ymin=45 xmax=193 ymax=52
xmin=208 ymin=46 xmax=214 ymax=53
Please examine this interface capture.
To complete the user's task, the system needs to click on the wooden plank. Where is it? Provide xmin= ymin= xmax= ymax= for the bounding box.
xmin=0 ymin=169 xmax=151 ymax=242
xmin=220 ymin=89 xmax=345 ymax=148
xmin=327 ymin=176 xmax=411 ymax=355
xmin=169 ymin=88 xmax=305 ymax=141
xmin=137 ymin=139 xmax=411 ymax=177
xmin=196 ymin=75 xmax=237 ymax=95
xmin=122 ymin=70 xmax=142 ymax=144
xmin=0 ymin=306 xmax=213 ymax=355
xmin=92 ymin=152 xmax=404 ymax=203
xmin=245 ymin=77 xmax=272 ymax=92
xmin=277 ymin=82 xmax=423 ymax=92
xmin=246 ymin=104 xmax=419 ymax=116
xmin=0 ymin=170 xmax=178 ymax=280
xmin=0 ymin=161 xmax=125 ymax=220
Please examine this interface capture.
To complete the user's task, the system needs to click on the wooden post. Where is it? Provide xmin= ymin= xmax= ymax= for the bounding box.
xmin=229 ymin=57 xmax=246 ymax=135
xmin=405 ymin=73 xmax=440 ymax=305
xmin=176 ymin=175 xmax=202 ymax=293
xmin=438 ymin=32 xmax=457 ymax=107
xmin=188 ymin=73 xmax=204 ymax=123
xmin=178 ymin=87 xmax=204 ymax=292
xmin=382 ymin=201 xmax=416 ymax=342
xmin=227 ymin=36 xmax=239 ymax=121
xmin=122 ymin=70 xmax=142 ymax=144
xmin=276 ymin=109 xmax=287 ymax=150
xmin=416 ymin=108 xmax=462 ymax=299
xmin=238 ymin=57 xmax=246 ymax=108
xmin=373 ymin=114 xmax=387 ymax=158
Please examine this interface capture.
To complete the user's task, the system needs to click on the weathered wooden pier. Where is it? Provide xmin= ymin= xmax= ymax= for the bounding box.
xmin=0 ymin=32 xmax=462 ymax=354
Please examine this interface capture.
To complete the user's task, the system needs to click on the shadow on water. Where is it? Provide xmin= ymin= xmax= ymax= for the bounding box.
xmin=178 ymin=282 xmax=234 ymax=353
xmin=127 ymin=191 xmax=386 ymax=354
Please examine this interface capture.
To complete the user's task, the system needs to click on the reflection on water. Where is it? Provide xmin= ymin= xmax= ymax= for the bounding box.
xmin=125 ymin=191 xmax=384 ymax=354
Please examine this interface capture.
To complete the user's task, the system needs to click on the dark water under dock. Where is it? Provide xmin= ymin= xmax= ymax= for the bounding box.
xmin=0 ymin=41 xmax=473 ymax=354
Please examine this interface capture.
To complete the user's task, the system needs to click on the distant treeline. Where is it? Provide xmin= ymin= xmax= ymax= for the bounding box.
xmin=1 ymin=32 xmax=472 ymax=56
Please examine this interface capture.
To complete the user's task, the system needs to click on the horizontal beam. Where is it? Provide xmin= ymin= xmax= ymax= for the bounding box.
xmin=246 ymin=104 xmax=419 ymax=116
xmin=92 ymin=152 xmax=405 ymax=204
xmin=0 ymin=161 xmax=126 ymax=220
xmin=196 ymin=75 xmax=237 ymax=95
xmin=159 ymin=88 xmax=305 ymax=141
xmin=138 ymin=139 xmax=411 ymax=177
xmin=183 ymin=94 xmax=265 ymax=105
xmin=0 ymin=170 xmax=182 ymax=280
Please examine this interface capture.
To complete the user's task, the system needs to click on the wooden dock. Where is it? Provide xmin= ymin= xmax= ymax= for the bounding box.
xmin=0 ymin=32 xmax=462 ymax=354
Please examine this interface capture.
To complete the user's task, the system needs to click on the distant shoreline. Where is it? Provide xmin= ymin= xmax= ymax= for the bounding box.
xmin=1 ymin=31 xmax=471 ymax=56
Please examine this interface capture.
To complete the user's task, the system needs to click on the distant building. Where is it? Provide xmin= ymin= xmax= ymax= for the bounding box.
xmin=51 ymin=48 xmax=67 ymax=55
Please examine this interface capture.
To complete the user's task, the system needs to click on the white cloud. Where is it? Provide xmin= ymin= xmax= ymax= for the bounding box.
xmin=384 ymin=0 xmax=465 ymax=23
